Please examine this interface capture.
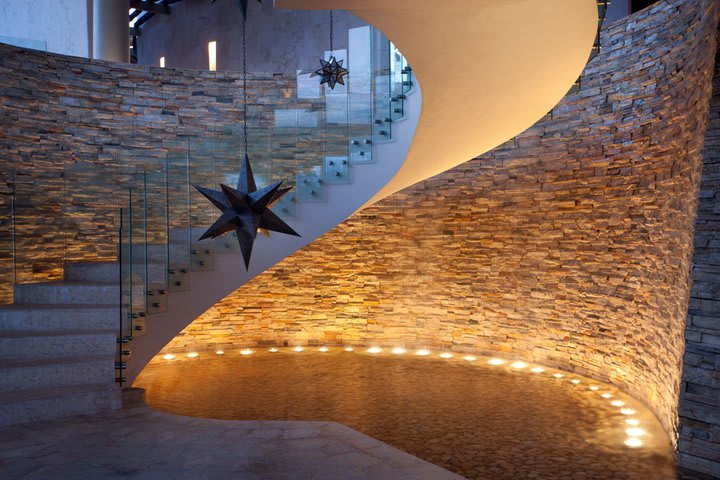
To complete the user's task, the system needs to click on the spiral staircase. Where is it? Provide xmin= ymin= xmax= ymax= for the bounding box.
xmin=0 ymin=0 xmax=605 ymax=426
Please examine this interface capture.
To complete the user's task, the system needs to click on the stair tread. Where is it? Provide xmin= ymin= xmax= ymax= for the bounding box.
xmin=0 ymin=304 xmax=117 ymax=311
xmin=15 ymin=281 xmax=119 ymax=287
xmin=0 ymin=384 xmax=115 ymax=405
xmin=0 ymin=329 xmax=116 ymax=338
xmin=0 ymin=354 xmax=114 ymax=369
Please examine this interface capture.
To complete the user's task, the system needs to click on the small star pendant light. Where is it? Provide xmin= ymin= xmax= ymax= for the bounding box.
xmin=312 ymin=10 xmax=349 ymax=89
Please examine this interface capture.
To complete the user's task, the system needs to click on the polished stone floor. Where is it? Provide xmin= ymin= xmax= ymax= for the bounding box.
xmin=136 ymin=348 xmax=676 ymax=480
xmin=0 ymin=389 xmax=460 ymax=480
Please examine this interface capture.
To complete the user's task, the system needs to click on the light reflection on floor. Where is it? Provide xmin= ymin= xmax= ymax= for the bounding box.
xmin=135 ymin=348 xmax=676 ymax=480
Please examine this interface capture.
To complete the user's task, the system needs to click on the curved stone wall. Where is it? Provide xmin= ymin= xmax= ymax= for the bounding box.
xmin=162 ymin=0 xmax=720 ymax=444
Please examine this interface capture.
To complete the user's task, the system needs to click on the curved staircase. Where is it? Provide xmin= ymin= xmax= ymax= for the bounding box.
xmin=0 ymin=1 xmax=605 ymax=426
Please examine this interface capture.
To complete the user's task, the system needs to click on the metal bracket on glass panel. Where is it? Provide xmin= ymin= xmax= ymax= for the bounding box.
xmin=324 ymin=157 xmax=350 ymax=184
xmin=273 ymin=191 xmax=297 ymax=218
xmin=168 ymin=265 xmax=189 ymax=292
xmin=146 ymin=284 xmax=168 ymax=315
xmin=373 ymin=118 xmax=392 ymax=143
xmin=350 ymin=138 xmax=373 ymax=164
xmin=190 ymin=244 xmax=215 ymax=271
xmin=297 ymin=170 xmax=325 ymax=202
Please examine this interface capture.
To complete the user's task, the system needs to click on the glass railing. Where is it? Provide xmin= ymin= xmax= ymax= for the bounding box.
xmin=0 ymin=24 xmax=415 ymax=382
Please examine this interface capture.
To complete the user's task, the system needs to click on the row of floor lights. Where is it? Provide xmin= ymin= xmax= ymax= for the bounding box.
xmin=166 ymin=346 xmax=649 ymax=447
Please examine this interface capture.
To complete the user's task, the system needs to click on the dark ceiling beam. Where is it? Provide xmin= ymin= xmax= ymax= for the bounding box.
xmin=130 ymin=0 xmax=170 ymax=15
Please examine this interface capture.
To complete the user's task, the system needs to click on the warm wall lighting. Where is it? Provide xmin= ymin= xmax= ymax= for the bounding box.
xmin=344 ymin=347 xmax=354 ymax=352
xmin=463 ymin=355 xmax=476 ymax=361
xmin=488 ymin=358 xmax=506 ymax=366
xmin=626 ymin=427 xmax=646 ymax=437
xmin=240 ymin=349 xmax=253 ymax=355
xmin=163 ymin=354 xmax=175 ymax=360
xmin=620 ymin=408 xmax=637 ymax=415
xmin=624 ymin=437 xmax=643 ymax=448
xmin=367 ymin=346 xmax=382 ymax=354
xmin=392 ymin=347 xmax=406 ymax=355
xmin=215 ymin=350 xmax=224 ymax=355
xmin=293 ymin=346 xmax=304 ymax=352
xmin=160 ymin=56 xmax=165 ymax=68
xmin=510 ymin=361 xmax=527 ymax=369
xmin=439 ymin=352 xmax=453 ymax=359
xmin=319 ymin=346 xmax=329 ymax=352
xmin=208 ymin=41 xmax=217 ymax=71
xmin=530 ymin=367 xmax=545 ymax=373
xmin=187 ymin=352 xmax=199 ymax=358
xmin=416 ymin=349 xmax=430 ymax=356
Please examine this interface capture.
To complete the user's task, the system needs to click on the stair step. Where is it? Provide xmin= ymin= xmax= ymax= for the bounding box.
xmin=13 ymin=282 xmax=120 ymax=306
xmin=64 ymin=261 xmax=118 ymax=283
xmin=0 ymin=330 xmax=117 ymax=362
xmin=0 ymin=355 xmax=115 ymax=393
xmin=0 ymin=384 xmax=121 ymax=427
xmin=0 ymin=305 xmax=117 ymax=331
xmin=64 ymin=261 xmax=168 ymax=284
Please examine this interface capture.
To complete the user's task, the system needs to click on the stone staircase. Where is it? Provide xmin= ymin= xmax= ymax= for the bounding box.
xmin=0 ymin=262 xmax=122 ymax=426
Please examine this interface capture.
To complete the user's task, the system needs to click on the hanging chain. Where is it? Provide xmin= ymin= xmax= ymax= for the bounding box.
xmin=329 ymin=10 xmax=334 ymax=55
xmin=242 ymin=17 xmax=249 ymax=158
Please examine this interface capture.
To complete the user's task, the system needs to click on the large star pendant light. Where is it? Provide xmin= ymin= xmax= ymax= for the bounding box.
xmin=312 ymin=57 xmax=349 ymax=90
xmin=193 ymin=154 xmax=300 ymax=270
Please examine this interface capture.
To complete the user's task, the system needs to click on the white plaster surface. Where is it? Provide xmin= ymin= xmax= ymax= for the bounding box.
xmin=0 ymin=0 xmax=89 ymax=57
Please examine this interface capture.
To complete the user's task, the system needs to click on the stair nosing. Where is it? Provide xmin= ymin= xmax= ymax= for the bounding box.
xmin=0 ymin=329 xmax=117 ymax=338
xmin=0 ymin=383 xmax=117 ymax=405
xmin=0 ymin=354 xmax=115 ymax=369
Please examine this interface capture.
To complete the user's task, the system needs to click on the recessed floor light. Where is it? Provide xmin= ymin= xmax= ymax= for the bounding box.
xmin=319 ymin=347 xmax=329 ymax=352
xmin=571 ymin=379 xmax=581 ymax=384
xmin=611 ymin=400 xmax=625 ymax=407
xmin=416 ymin=349 xmax=430 ymax=356
xmin=293 ymin=347 xmax=304 ymax=352
xmin=392 ymin=347 xmax=406 ymax=355
xmin=187 ymin=352 xmax=198 ymax=358
xmin=215 ymin=350 xmax=224 ymax=355
xmin=344 ymin=347 xmax=354 ymax=352
xmin=601 ymin=393 xmax=612 ymax=399
xmin=163 ymin=354 xmax=175 ymax=360
xmin=269 ymin=347 xmax=278 ymax=352
xmin=530 ymin=367 xmax=545 ymax=373
xmin=439 ymin=352 xmax=453 ymax=359
xmin=620 ymin=408 xmax=636 ymax=415
xmin=240 ymin=349 xmax=253 ymax=355
xmin=463 ymin=355 xmax=476 ymax=361
xmin=367 ymin=347 xmax=382 ymax=354
xmin=553 ymin=373 xmax=564 ymax=378
xmin=624 ymin=437 xmax=643 ymax=448
xmin=488 ymin=358 xmax=506 ymax=366
xmin=510 ymin=361 xmax=527 ymax=369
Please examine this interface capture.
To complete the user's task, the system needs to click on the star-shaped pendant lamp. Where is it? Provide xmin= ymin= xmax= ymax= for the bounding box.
xmin=312 ymin=57 xmax=349 ymax=90
xmin=193 ymin=154 xmax=300 ymax=270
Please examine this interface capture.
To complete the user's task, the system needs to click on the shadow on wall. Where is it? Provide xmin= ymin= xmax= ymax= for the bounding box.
xmin=162 ymin=0 xmax=720 ymax=451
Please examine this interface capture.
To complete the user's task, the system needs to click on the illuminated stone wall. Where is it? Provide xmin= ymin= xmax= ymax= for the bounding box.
xmin=0 ymin=44 xmax=342 ymax=303
xmin=163 ymin=0 xmax=720 ymax=452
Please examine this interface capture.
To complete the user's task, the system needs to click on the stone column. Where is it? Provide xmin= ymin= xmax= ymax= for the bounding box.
xmin=92 ymin=0 xmax=128 ymax=62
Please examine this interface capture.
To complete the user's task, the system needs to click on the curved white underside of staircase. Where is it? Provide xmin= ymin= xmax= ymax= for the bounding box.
xmin=128 ymin=0 xmax=598 ymax=382
xmin=126 ymin=85 xmax=422 ymax=383
xmin=276 ymin=0 xmax=599 ymax=203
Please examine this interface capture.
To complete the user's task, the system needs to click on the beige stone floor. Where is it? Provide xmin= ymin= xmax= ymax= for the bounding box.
xmin=136 ymin=349 xmax=677 ymax=480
